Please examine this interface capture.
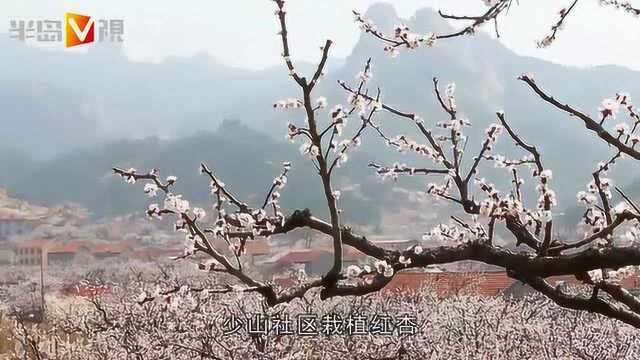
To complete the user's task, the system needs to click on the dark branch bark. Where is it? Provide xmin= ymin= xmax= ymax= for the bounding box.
xmin=520 ymin=76 xmax=640 ymax=160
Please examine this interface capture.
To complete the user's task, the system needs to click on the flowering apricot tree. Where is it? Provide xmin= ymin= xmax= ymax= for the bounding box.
xmin=5 ymin=262 xmax=640 ymax=359
xmin=355 ymin=0 xmax=640 ymax=52
xmin=113 ymin=0 xmax=640 ymax=328
xmin=10 ymin=282 xmax=640 ymax=359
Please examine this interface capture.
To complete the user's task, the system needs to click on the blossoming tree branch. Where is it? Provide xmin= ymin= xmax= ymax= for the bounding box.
xmin=353 ymin=0 xmax=639 ymax=53
xmin=113 ymin=0 xmax=640 ymax=327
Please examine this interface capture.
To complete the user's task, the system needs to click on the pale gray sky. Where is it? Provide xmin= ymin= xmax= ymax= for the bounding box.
xmin=2 ymin=0 xmax=639 ymax=70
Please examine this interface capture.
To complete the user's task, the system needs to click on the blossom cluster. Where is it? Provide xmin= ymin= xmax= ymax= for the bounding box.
xmin=422 ymin=219 xmax=486 ymax=244
xmin=352 ymin=11 xmax=436 ymax=58
xmin=599 ymin=92 xmax=639 ymax=126
xmin=598 ymin=0 xmax=640 ymax=16
xmin=273 ymin=98 xmax=303 ymax=109
xmin=391 ymin=25 xmax=437 ymax=51
xmin=385 ymin=135 xmax=441 ymax=163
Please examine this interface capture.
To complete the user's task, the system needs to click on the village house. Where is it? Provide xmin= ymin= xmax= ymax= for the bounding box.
xmin=504 ymin=274 xmax=640 ymax=298
xmin=270 ymin=249 xmax=334 ymax=276
xmin=369 ymin=239 xmax=420 ymax=251
xmin=130 ymin=246 xmax=182 ymax=262
xmin=244 ymin=240 xmax=272 ymax=265
xmin=47 ymin=240 xmax=91 ymax=265
xmin=92 ymin=241 xmax=132 ymax=259
xmin=12 ymin=239 xmax=136 ymax=267
xmin=265 ymin=242 xmax=372 ymax=278
xmin=274 ymin=269 xmax=640 ymax=299
xmin=268 ymin=246 xmax=372 ymax=277
xmin=377 ymin=271 xmax=640 ymax=298
xmin=383 ymin=271 xmax=516 ymax=297
xmin=0 ymin=243 xmax=14 ymax=264
xmin=342 ymin=247 xmax=368 ymax=267
xmin=14 ymin=239 xmax=49 ymax=267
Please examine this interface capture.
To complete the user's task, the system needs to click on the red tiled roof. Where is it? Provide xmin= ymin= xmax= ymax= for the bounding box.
xmin=273 ymin=276 xmax=297 ymax=289
xmin=343 ymin=248 xmax=367 ymax=262
xmin=510 ymin=274 xmax=640 ymax=293
xmin=276 ymin=249 xmax=330 ymax=265
xmin=61 ymin=283 xmax=111 ymax=298
xmin=0 ymin=207 xmax=55 ymax=222
xmin=313 ymin=246 xmax=366 ymax=262
xmin=384 ymin=271 xmax=515 ymax=296
xmin=92 ymin=241 xmax=130 ymax=255
xmin=15 ymin=239 xmax=49 ymax=249
xmin=245 ymin=241 xmax=271 ymax=256
xmin=622 ymin=276 xmax=640 ymax=289
xmin=477 ymin=272 xmax=516 ymax=296
xmin=48 ymin=240 xmax=89 ymax=254
xmin=370 ymin=239 xmax=416 ymax=245
xmin=271 ymin=271 xmax=640 ymax=297
xmin=130 ymin=247 xmax=181 ymax=260
xmin=270 ymin=271 xmax=515 ymax=297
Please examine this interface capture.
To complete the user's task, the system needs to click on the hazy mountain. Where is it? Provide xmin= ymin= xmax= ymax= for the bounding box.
xmin=0 ymin=145 xmax=36 ymax=188
xmin=3 ymin=4 xmax=640 ymax=225
xmin=334 ymin=4 xmax=640 ymax=210
xmin=7 ymin=120 xmax=391 ymax=225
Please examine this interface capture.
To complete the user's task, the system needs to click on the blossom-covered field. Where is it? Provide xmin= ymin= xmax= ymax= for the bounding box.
xmin=2 ymin=263 xmax=639 ymax=359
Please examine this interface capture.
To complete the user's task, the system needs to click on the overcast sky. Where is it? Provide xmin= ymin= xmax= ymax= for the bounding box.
xmin=2 ymin=0 xmax=639 ymax=71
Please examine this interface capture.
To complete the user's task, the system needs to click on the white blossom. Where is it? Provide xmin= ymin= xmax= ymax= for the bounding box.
xmin=299 ymin=142 xmax=320 ymax=159
xmin=184 ymin=235 xmax=196 ymax=256
xmin=356 ymin=69 xmax=372 ymax=83
xmin=615 ymin=123 xmax=630 ymax=136
xmin=202 ymin=258 xmax=218 ymax=271
xmin=374 ymin=260 xmax=393 ymax=277
xmin=613 ymin=202 xmax=630 ymax=215
xmin=143 ymin=183 xmax=159 ymax=197
xmin=329 ymin=104 xmax=345 ymax=120
xmin=383 ymin=46 xmax=400 ymax=57
xmin=165 ymin=194 xmax=190 ymax=213
xmin=599 ymin=98 xmax=620 ymax=119
xmin=316 ymin=96 xmax=328 ymax=109
xmin=588 ymin=269 xmax=603 ymax=283
xmin=192 ymin=207 xmax=206 ymax=220
xmin=345 ymin=265 xmax=362 ymax=279
xmin=383 ymin=266 xmax=394 ymax=278
xmin=421 ymin=32 xmax=437 ymax=47
xmin=124 ymin=168 xmax=137 ymax=184
xmin=540 ymin=169 xmax=553 ymax=180
xmin=336 ymin=152 xmax=348 ymax=167
xmin=445 ymin=83 xmax=456 ymax=99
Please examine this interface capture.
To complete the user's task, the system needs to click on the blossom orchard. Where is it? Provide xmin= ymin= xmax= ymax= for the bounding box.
xmin=112 ymin=0 xmax=640 ymax=329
